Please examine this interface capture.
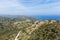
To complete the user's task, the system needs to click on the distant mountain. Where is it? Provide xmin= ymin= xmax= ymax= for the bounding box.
xmin=0 ymin=15 xmax=60 ymax=20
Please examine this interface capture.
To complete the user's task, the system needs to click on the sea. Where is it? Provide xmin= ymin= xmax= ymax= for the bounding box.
xmin=34 ymin=15 xmax=60 ymax=20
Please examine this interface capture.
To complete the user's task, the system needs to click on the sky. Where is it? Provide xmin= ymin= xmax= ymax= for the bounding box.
xmin=0 ymin=0 xmax=60 ymax=15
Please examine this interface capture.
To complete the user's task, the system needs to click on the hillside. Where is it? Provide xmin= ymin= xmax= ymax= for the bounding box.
xmin=0 ymin=17 xmax=60 ymax=40
xmin=16 ymin=20 xmax=60 ymax=40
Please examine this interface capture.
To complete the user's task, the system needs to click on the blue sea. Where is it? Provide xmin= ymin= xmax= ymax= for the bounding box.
xmin=30 ymin=15 xmax=60 ymax=20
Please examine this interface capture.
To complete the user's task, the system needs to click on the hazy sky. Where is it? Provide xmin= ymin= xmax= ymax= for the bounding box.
xmin=0 ymin=0 xmax=60 ymax=15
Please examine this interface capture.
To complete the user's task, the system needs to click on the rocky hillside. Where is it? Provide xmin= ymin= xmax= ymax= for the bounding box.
xmin=16 ymin=20 xmax=60 ymax=40
xmin=0 ymin=17 xmax=60 ymax=40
